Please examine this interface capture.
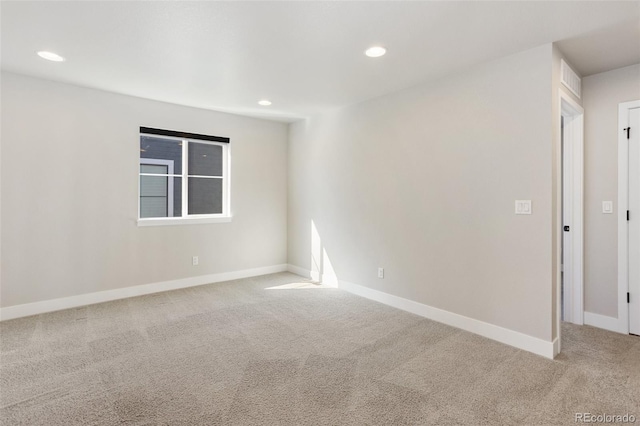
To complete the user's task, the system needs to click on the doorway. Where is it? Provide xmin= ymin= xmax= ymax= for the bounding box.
xmin=618 ymin=100 xmax=640 ymax=335
xmin=560 ymin=94 xmax=585 ymax=327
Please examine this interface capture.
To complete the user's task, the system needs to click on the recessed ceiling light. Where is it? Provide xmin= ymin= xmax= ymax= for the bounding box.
xmin=365 ymin=46 xmax=386 ymax=58
xmin=37 ymin=51 xmax=65 ymax=62
xmin=258 ymin=100 xmax=272 ymax=106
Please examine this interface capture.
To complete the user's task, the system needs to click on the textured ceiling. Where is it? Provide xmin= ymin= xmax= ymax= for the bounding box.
xmin=2 ymin=1 xmax=638 ymax=122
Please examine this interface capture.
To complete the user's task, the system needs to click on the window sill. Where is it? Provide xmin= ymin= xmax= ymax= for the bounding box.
xmin=137 ymin=216 xmax=232 ymax=227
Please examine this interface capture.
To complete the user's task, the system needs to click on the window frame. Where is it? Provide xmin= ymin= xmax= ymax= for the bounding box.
xmin=137 ymin=130 xmax=231 ymax=227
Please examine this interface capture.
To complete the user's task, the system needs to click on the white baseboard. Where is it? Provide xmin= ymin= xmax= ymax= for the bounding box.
xmin=287 ymin=264 xmax=312 ymax=279
xmin=286 ymin=264 xmax=555 ymax=359
xmin=584 ymin=311 xmax=625 ymax=334
xmin=0 ymin=264 xmax=289 ymax=321
xmin=339 ymin=280 xmax=555 ymax=359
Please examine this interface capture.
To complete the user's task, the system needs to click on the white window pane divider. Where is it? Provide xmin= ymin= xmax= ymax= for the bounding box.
xmin=223 ymin=143 xmax=229 ymax=216
xmin=182 ymin=139 xmax=188 ymax=217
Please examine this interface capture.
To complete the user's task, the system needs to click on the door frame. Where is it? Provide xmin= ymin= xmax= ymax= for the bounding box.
xmin=617 ymin=100 xmax=640 ymax=334
xmin=560 ymin=92 xmax=585 ymax=326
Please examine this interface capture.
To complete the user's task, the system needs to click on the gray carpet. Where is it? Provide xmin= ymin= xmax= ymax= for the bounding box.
xmin=1 ymin=272 xmax=638 ymax=425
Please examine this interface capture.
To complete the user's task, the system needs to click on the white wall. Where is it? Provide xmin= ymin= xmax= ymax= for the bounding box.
xmin=582 ymin=64 xmax=640 ymax=318
xmin=288 ymin=44 xmax=555 ymax=342
xmin=1 ymin=72 xmax=288 ymax=308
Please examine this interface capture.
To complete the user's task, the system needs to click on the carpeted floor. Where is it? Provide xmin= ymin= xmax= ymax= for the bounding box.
xmin=1 ymin=272 xmax=638 ymax=425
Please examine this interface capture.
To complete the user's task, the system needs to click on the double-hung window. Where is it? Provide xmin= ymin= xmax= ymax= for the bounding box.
xmin=138 ymin=127 xmax=230 ymax=225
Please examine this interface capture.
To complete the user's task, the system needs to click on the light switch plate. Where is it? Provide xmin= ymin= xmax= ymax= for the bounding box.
xmin=602 ymin=201 xmax=613 ymax=214
xmin=515 ymin=200 xmax=532 ymax=215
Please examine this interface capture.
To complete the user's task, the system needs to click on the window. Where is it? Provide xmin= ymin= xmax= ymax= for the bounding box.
xmin=138 ymin=127 xmax=230 ymax=225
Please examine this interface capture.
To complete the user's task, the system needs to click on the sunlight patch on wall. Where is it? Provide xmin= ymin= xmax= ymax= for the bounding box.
xmin=310 ymin=220 xmax=338 ymax=287
xmin=311 ymin=220 xmax=322 ymax=282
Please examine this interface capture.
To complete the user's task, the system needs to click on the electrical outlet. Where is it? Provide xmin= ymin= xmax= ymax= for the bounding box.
xmin=378 ymin=267 xmax=384 ymax=279
xmin=192 ymin=256 xmax=199 ymax=266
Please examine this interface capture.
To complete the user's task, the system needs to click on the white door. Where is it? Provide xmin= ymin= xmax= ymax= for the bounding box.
xmin=560 ymin=96 xmax=584 ymax=326
xmin=562 ymin=116 xmax=573 ymax=322
xmin=629 ymin=106 xmax=640 ymax=335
